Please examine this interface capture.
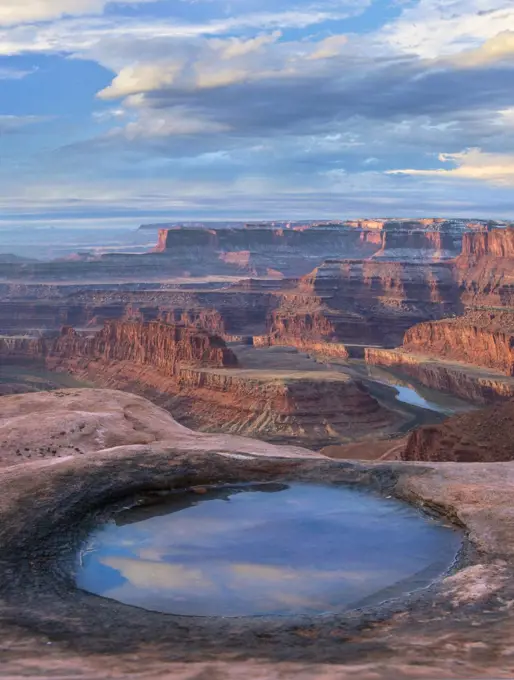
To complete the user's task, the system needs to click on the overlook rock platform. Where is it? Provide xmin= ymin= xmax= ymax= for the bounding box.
xmin=0 ymin=389 xmax=514 ymax=679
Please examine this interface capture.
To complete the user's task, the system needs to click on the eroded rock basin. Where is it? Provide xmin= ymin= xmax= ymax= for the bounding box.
xmin=1 ymin=389 xmax=514 ymax=679
xmin=77 ymin=483 xmax=461 ymax=617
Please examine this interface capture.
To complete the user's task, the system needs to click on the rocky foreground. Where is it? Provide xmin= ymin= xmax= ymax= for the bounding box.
xmin=1 ymin=388 xmax=514 ymax=679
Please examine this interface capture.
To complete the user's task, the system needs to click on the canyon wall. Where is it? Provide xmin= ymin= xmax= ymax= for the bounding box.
xmin=2 ymin=226 xmax=512 ymax=371
xmin=0 ymin=287 xmax=278 ymax=337
xmin=71 ymin=362 xmax=398 ymax=448
xmin=0 ymin=321 xmax=401 ymax=448
xmin=298 ymin=259 xmax=460 ymax=345
xmin=154 ymin=225 xmax=384 ymax=278
xmin=459 ymin=228 xmax=514 ymax=259
xmin=456 ymin=227 xmax=514 ymax=308
xmin=2 ymin=322 xmax=238 ymax=375
xmin=402 ymin=312 xmax=514 ymax=376
xmin=155 ymin=225 xmax=379 ymax=255
xmin=365 ymin=347 xmax=514 ymax=403
xmin=403 ymin=400 xmax=514 ymax=463
xmin=363 ymin=228 xmax=514 ymax=401
xmin=372 ymin=230 xmax=462 ymax=261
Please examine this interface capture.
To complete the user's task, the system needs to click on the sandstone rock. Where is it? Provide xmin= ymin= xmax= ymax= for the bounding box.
xmin=365 ymin=347 xmax=514 ymax=403
xmin=1 ymin=403 xmax=514 ymax=679
xmin=0 ymin=388 xmax=323 ymax=468
xmin=298 ymin=259 xmax=460 ymax=345
xmin=403 ymin=312 xmax=514 ymax=376
xmin=456 ymin=227 xmax=514 ymax=308
xmin=6 ymin=321 xmax=238 ymax=375
xmin=403 ymin=400 xmax=514 ymax=462
xmin=371 ymin=229 xmax=461 ymax=261
xmin=0 ymin=322 xmax=401 ymax=448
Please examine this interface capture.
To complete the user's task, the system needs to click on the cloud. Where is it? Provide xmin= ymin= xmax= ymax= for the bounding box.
xmin=0 ymin=0 xmax=154 ymax=26
xmin=0 ymin=66 xmax=37 ymax=79
xmin=450 ymin=31 xmax=514 ymax=68
xmin=2 ymin=0 xmax=514 ymax=222
xmin=387 ymin=148 xmax=514 ymax=186
xmin=98 ymin=62 xmax=184 ymax=100
xmin=499 ymin=107 xmax=514 ymax=127
xmin=95 ymin=30 xmax=331 ymax=101
xmin=0 ymin=9 xmax=362 ymax=57
xmin=122 ymin=109 xmax=231 ymax=138
xmin=101 ymin=556 xmax=216 ymax=592
xmin=308 ymin=34 xmax=348 ymax=60
xmin=382 ymin=0 xmax=514 ymax=60
xmin=0 ymin=114 xmax=48 ymax=132
xmin=212 ymin=31 xmax=282 ymax=60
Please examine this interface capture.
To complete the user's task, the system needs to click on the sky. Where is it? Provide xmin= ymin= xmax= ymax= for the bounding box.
xmin=1 ymin=0 xmax=514 ymax=227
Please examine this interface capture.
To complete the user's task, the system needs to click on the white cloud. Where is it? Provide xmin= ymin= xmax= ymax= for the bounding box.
xmin=0 ymin=114 xmax=48 ymax=132
xmin=449 ymin=30 xmax=514 ymax=68
xmin=0 ymin=66 xmax=37 ymax=79
xmin=498 ymin=107 xmax=514 ymax=127
xmin=387 ymin=148 xmax=514 ymax=186
xmin=0 ymin=9 xmax=357 ymax=56
xmin=98 ymin=62 xmax=183 ymax=100
xmin=308 ymin=34 xmax=348 ymax=60
xmin=95 ymin=30 xmax=323 ymax=99
xmin=0 ymin=0 xmax=154 ymax=26
xmin=382 ymin=0 xmax=514 ymax=59
xmin=212 ymin=31 xmax=281 ymax=60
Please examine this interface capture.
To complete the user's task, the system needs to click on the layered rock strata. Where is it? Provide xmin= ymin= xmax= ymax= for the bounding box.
xmin=1 ymin=226 xmax=512 ymax=359
xmin=0 ymin=322 xmax=400 ymax=447
xmin=365 ymin=347 xmax=514 ymax=403
xmin=299 ymin=259 xmax=460 ymax=346
xmin=0 ymin=322 xmax=237 ymax=373
xmin=371 ymin=229 xmax=462 ymax=261
xmin=403 ymin=312 xmax=514 ymax=375
xmin=366 ymin=306 xmax=514 ymax=403
xmin=456 ymin=227 xmax=514 ymax=308
xmin=403 ymin=400 xmax=514 ymax=462
xmin=55 ymin=361 xmax=398 ymax=448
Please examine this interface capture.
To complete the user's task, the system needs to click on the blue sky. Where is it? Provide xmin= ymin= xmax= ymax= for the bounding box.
xmin=1 ymin=0 xmax=514 ymax=227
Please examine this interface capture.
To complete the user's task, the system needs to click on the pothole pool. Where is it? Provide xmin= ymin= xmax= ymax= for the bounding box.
xmin=76 ymin=483 xmax=461 ymax=617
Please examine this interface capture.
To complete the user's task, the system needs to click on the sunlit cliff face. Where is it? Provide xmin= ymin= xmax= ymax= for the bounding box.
xmin=1 ymin=0 xmax=514 ymax=226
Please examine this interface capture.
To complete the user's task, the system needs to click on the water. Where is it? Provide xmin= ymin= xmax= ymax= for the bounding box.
xmin=76 ymin=483 xmax=461 ymax=617
xmin=363 ymin=365 xmax=472 ymax=415
xmin=393 ymin=384 xmax=450 ymax=412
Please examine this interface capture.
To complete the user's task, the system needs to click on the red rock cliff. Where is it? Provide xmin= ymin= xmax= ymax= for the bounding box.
xmin=373 ymin=230 xmax=461 ymax=260
xmin=403 ymin=400 xmax=514 ymax=462
xmin=402 ymin=312 xmax=514 ymax=376
xmin=456 ymin=228 xmax=514 ymax=307
xmin=459 ymin=227 xmax=514 ymax=260
xmin=8 ymin=322 xmax=238 ymax=375
xmin=55 ymin=322 xmax=237 ymax=373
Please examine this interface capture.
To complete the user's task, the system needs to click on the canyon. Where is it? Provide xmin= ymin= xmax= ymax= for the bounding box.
xmin=2 ymin=220 xmax=514 ymax=679
xmin=0 ymin=222 xmax=467 ymax=284
xmin=402 ymin=399 xmax=514 ymax=463
xmin=0 ymin=222 xmax=513 ymax=451
xmin=365 ymin=228 xmax=514 ymax=403
xmin=1 ymin=321 xmax=405 ymax=448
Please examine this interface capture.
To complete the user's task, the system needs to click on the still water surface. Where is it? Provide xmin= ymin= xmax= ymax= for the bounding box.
xmin=77 ymin=483 xmax=461 ymax=617
xmin=393 ymin=384 xmax=450 ymax=412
